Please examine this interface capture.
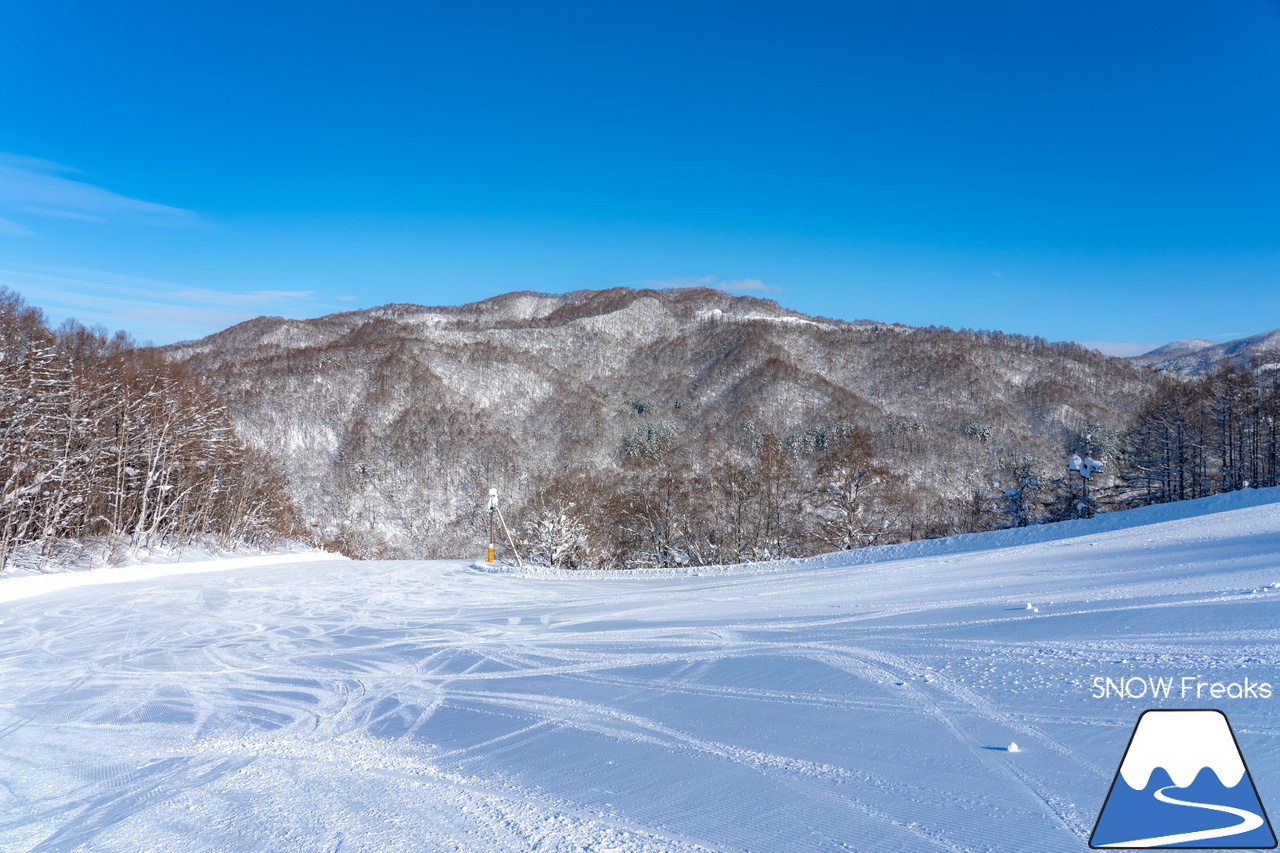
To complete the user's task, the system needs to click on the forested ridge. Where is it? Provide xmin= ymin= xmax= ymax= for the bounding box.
xmin=162 ymin=286 xmax=1279 ymax=569
xmin=0 ymin=287 xmax=298 ymax=571
xmin=8 ymin=284 xmax=1278 ymax=571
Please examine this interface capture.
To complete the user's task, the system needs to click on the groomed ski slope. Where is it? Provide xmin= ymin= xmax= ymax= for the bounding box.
xmin=3 ymin=488 xmax=1280 ymax=852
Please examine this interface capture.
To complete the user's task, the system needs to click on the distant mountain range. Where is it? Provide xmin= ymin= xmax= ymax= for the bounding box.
xmin=1130 ymin=330 xmax=1280 ymax=376
xmin=165 ymin=288 xmax=1168 ymax=558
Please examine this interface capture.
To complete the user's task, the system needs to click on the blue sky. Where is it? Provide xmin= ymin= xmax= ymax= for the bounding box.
xmin=2 ymin=1 xmax=1278 ymax=351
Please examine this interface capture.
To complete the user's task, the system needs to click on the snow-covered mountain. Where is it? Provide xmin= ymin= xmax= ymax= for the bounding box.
xmin=165 ymin=287 xmax=1157 ymax=559
xmin=1131 ymin=329 xmax=1280 ymax=376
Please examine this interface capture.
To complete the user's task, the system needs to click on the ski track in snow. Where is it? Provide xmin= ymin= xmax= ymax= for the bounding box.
xmin=3 ymin=490 xmax=1280 ymax=851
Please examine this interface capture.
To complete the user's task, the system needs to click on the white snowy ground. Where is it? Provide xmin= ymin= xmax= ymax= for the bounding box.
xmin=0 ymin=538 xmax=330 ymax=581
xmin=4 ymin=490 xmax=1280 ymax=853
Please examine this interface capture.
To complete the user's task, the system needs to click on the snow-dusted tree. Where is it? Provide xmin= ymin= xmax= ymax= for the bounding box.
xmin=702 ymin=428 xmax=808 ymax=563
xmin=0 ymin=290 xmax=63 ymax=569
xmin=811 ymin=429 xmax=902 ymax=550
xmin=998 ymin=458 xmax=1042 ymax=528
xmin=615 ymin=471 xmax=698 ymax=568
xmin=0 ymin=287 xmax=302 ymax=571
xmin=523 ymin=500 xmax=590 ymax=569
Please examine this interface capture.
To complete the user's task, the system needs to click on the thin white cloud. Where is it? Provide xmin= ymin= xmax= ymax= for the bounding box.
xmin=643 ymin=275 xmax=780 ymax=294
xmin=0 ymin=152 xmax=200 ymax=231
xmin=0 ymin=267 xmax=323 ymax=344
xmin=0 ymin=216 xmax=34 ymax=235
xmin=1078 ymin=341 xmax=1165 ymax=358
xmin=170 ymin=287 xmax=318 ymax=306
xmin=129 ymin=305 xmax=266 ymax=327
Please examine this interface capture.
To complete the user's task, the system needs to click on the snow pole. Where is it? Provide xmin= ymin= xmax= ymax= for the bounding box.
xmin=487 ymin=488 xmax=497 ymax=563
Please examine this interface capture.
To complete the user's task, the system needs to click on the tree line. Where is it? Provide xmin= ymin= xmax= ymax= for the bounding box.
xmin=1121 ymin=365 xmax=1280 ymax=503
xmin=515 ymin=363 xmax=1280 ymax=570
xmin=0 ymin=287 xmax=298 ymax=572
xmin=514 ymin=421 xmax=1034 ymax=570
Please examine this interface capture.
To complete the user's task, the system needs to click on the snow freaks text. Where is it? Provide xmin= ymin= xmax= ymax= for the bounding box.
xmin=1091 ymin=676 xmax=1273 ymax=701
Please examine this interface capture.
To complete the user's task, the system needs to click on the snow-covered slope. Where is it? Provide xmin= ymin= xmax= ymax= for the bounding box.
xmin=4 ymin=489 xmax=1280 ymax=852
